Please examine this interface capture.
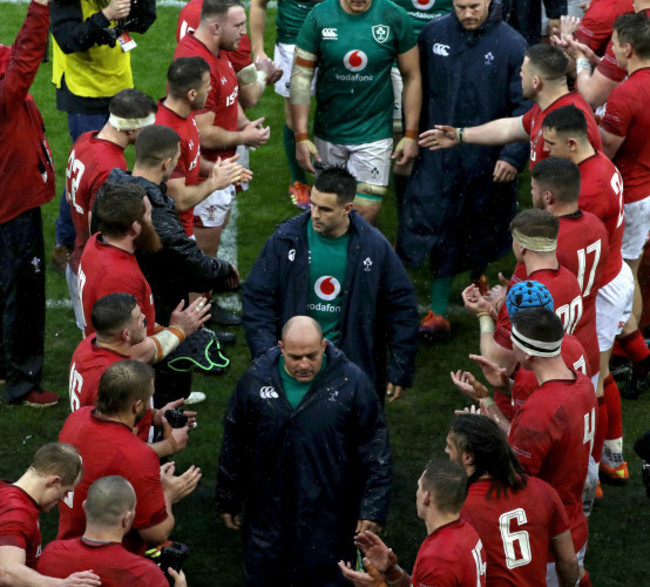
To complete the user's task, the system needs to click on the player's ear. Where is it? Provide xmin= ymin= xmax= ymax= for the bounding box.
xmin=46 ymin=474 xmax=63 ymax=489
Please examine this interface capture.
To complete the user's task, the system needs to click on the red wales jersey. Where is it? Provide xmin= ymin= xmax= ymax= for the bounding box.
xmin=461 ymin=477 xmax=570 ymax=586
xmin=557 ymin=211 xmax=608 ymax=374
xmin=0 ymin=483 xmax=41 ymax=569
xmin=600 ymin=68 xmax=650 ymax=203
xmin=574 ymin=0 xmax=633 ymax=56
xmin=512 ymin=334 xmax=588 ymax=411
xmin=66 ymin=132 xmax=127 ymax=275
xmin=58 ymin=408 xmax=168 ymax=555
xmin=156 ymin=100 xmax=202 ymax=236
xmin=522 ymin=92 xmax=602 ymax=167
xmin=411 ymin=519 xmax=486 ymax=587
xmin=494 ymin=266 xmax=585 ymax=353
xmin=174 ymin=33 xmax=239 ymax=160
xmin=508 ymin=371 xmax=597 ymax=552
xmin=68 ymin=336 xmax=153 ymax=442
xmin=578 ymin=151 xmax=624 ymax=285
xmin=38 ymin=538 xmax=167 ymax=586
xmin=68 ymin=335 xmax=127 ymax=412
xmin=79 ymin=233 xmax=156 ymax=337
xmin=596 ymin=8 xmax=650 ymax=81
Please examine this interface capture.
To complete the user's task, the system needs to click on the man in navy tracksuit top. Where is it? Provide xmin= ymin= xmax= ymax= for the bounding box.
xmin=242 ymin=165 xmax=418 ymax=403
xmin=216 ymin=316 xmax=391 ymax=586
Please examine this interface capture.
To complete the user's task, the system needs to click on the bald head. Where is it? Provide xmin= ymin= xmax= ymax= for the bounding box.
xmin=279 ymin=316 xmax=326 ymax=383
xmin=84 ymin=476 xmax=136 ymax=530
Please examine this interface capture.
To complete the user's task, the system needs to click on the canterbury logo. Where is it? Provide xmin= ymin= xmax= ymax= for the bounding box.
xmin=433 ymin=43 xmax=450 ymax=56
xmin=260 ymin=386 xmax=279 ymax=399
xmin=322 ymin=28 xmax=338 ymax=40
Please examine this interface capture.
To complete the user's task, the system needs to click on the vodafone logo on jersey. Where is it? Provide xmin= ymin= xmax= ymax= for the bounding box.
xmin=314 ymin=276 xmax=341 ymax=301
xmin=343 ymin=50 xmax=368 ymax=72
xmin=412 ymin=0 xmax=436 ymax=10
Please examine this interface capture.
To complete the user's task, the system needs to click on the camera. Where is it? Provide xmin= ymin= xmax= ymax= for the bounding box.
xmin=159 ymin=542 xmax=190 ymax=585
xmin=164 ymin=408 xmax=188 ymax=429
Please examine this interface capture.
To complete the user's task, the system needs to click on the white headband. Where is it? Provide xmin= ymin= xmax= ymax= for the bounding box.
xmin=511 ymin=325 xmax=562 ymax=357
xmin=512 ymin=229 xmax=557 ymax=253
xmin=108 ymin=112 xmax=156 ymax=131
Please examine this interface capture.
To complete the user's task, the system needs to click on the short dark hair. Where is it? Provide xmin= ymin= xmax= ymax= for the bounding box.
xmin=85 ymin=476 xmax=136 ymax=528
xmin=420 ymin=458 xmax=467 ymax=515
xmin=91 ymin=293 xmax=138 ymax=338
xmin=135 ymin=125 xmax=180 ymax=168
xmin=449 ymin=415 xmax=527 ymax=497
xmin=526 ymin=44 xmax=568 ymax=81
xmin=31 ymin=443 xmax=83 ymax=486
xmin=167 ymin=57 xmax=210 ymax=99
xmin=109 ymin=89 xmax=157 ymax=119
xmin=94 ymin=183 xmax=147 ymax=239
xmin=614 ymin=12 xmax=650 ymax=59
xmin=510 ymin=208 xmax=559 ymax=240
xmin=530 ymin=157 xmax=581 ymax=204
xmin=96 ymin=360 xmax=154 ymax=416
xmin=313 ymin=165 xmax=357 ymax=205
xmin=541 ymin=105 xmax=588 ymax=138
xmin=511 ymin=307 xmax=564 ymax=344
xmin=201 ymin=0 xmax=243 ymax=21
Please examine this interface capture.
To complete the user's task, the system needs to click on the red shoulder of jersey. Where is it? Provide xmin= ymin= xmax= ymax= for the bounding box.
xmin=412 ymin=519 xmax=486 ymax=587
xmin=37 ymin=538 xmax=167 ymax=586
xmin=79 ymin=233 xmax=156 ymax=337
xmin=57 ymin=408 xmax=168 ymax=555
xmin=600 ymin=68 xmax=650 ymax=203
xmin=578 ymin=151 xmax=624 ymax=284
xmin=0 ymin=482 xmax=41 ymax=568
xmin=67 ymin=132 xmax=127 ymax=274
xmin=69 ymin=335 xmax=127 ymax=412
xmin=574 ymin=0 xmax=634 ymax=55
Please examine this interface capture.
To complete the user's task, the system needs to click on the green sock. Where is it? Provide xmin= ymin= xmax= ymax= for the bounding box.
xmin=284 ymin=124 xmax=307 ymax=185
xmin=430 ymin=276 xmax=453 ymax=317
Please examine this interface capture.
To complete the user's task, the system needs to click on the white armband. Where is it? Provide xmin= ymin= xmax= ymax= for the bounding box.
xmin=150 ymin=324 xmax=186 ymax=362
xmin=289 ymin=48 xmax=317 ymax=106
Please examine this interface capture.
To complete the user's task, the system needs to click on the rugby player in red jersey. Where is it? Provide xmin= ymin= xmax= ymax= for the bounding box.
xmin=339 ymin=459 xmax=486 ymax=587
xmin=421 ymin=44 xmax=601 ymax=168
xmin=0 ymin=443 xmax=99 ymax=587
xmin=65 ymin=90 xmax=157 ymax=332
xmin=448 ymin=414 xmax=579 ymax=587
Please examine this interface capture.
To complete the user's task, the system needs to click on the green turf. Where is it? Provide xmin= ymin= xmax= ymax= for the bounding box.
xmin=1 ymin=4 xmax=650 ymax=585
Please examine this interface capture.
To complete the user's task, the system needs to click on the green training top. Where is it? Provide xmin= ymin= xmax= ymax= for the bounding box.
xmin=307 ymin=221 xmax=350 ymax=345
xmin=389 ymin=0 xmax=453 ymax=35
xmin=276 ymin=0 xmax=319 ymax=44
xmin=279 ymin=354 xmax=327 ymax=409
xmin=297 ymin=0 xmax=416 ymax=144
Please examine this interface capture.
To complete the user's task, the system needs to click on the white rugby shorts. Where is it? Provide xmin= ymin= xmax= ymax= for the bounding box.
xmin=596 ymin=262 xmax=634 ymax=351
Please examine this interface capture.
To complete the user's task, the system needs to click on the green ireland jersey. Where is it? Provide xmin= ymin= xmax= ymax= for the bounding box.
xmin=277 ymin=0 xmax=320 ymax=44
xmin=297 ymin=0 xmax=416 ymax=144
xmin=278 ymin=354 xmax=327 ymax=409
xmin=307 ymin=222 xmax=350 ymax=344
xmin=389 ymin=0 xmax=453 ymax=36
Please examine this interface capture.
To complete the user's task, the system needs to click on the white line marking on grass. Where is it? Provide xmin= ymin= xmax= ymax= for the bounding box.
xmin=216 ymin=199 xmax=241 ymax=313
xmin=46 ymin=299 xmax=73 ymax=309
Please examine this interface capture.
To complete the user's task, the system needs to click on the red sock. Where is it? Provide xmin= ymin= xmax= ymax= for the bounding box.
xmin=618 ymin=330 xmax=650 ymax=363
xmin=579 ymin=569 xmax=592 ymax=587
xmin=612 ymin=339 xmax=626 ymax=358
xmin=593 ymin=396 xmax=607 ymax=464
xmin=604 ymin=375 xmax=623 ymax=440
